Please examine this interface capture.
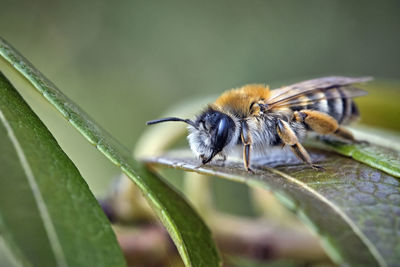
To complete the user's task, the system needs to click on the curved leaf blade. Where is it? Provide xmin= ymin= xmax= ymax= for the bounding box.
xmin=313 ymin=140 xmax=400 ymax=178
xmin=0 ymin=73 xmax=126 ymax=266
xmin=0 ymin=38 xmax=221 ymax=267
xmin=143 ymin=147 xmax=400 ymax=267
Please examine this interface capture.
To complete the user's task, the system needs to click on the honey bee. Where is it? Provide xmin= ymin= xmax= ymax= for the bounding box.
xmin=147 ymin=76 xmax=371 ymax=171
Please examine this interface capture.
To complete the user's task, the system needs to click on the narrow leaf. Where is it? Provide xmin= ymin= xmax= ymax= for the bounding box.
xmin=0 ymin=73 xmax=125 ymax=266
xmin=311 ymin=140 xmax=400 ymax=178
xmin=0 ymin=38 xmax=221 ymax=267
xmin=143 ymin=147 xmax=400 ymax=267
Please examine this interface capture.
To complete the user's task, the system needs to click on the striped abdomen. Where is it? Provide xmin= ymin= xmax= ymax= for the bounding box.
xmin=289 ymin=87 xmax=359 ymax=125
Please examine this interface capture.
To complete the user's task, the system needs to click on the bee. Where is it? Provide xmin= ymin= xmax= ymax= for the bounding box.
xmin=147 ymin=76 xmax=371 ymax=171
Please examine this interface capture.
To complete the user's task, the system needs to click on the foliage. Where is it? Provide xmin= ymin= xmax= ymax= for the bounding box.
xmin=0 ymin=38 xmax=221 ymax=267
xmin=0 ymin=73 xmax=125 ymax=266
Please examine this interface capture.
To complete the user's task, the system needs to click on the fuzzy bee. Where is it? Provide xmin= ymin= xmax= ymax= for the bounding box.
xmin=147 ymin=76 xmax=371 ymax=171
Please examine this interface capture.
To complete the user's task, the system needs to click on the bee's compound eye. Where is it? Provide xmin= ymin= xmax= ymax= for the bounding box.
xmin=214 ymin=117 xmax=230 ymax=151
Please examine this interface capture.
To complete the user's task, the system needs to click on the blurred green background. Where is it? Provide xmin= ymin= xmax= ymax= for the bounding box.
xmin=1 ymin=0 xmax=399 ymax=196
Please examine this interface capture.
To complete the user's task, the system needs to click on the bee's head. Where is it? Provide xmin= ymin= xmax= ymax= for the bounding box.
xmin=188 ymin=108 xmax=238 ymax=164
xmin=146 ymin=107 xmax=238 ymax=164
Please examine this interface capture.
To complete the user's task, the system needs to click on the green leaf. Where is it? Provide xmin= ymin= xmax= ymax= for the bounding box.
xmin=143 ymin=146 xmax=400 ymax=267
xmin=0 ymin=38 xmax=221 ymax=267
xmin=0 ymin=73 xmax=126 ymax=266
xmin=310 ymin=138 xmax=400 ymax=178
xmin=0 ymin=214 xmax=32 ymax=267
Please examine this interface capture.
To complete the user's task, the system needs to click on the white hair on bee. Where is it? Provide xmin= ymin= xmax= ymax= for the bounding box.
xmin=245 ymin=112 xmax=307 ymax=156
xmin=187 ymin=124 xmax=212 ymax=159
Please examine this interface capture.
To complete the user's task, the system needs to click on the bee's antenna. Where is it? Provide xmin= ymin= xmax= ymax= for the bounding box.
xmin=146 ymin=117 xmax=198 ymax=129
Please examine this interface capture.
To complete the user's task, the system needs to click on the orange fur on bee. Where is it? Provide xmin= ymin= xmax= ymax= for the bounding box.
xmin=213 ymin=84 xmax=270 ymax=116
xmin=301 ymin=110 xmax=339 ymax=134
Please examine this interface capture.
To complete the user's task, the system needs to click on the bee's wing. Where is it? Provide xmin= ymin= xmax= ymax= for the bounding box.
xmin=266 ymin=76 xmax=371 ymax=109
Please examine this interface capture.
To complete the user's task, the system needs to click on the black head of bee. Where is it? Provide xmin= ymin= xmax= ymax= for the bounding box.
xmin=194 ymin=108 xmax=236 ymax=164
xmin=146 ymin=107 xmax=238 ymax=165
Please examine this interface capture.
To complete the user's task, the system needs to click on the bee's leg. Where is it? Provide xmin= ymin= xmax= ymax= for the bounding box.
xmin=294 ymin=110 xmax=362 ymax=143
xmin=216 ymin=154 xmax=227 ymax=166
xmin=333 ymin=126 xmax=359 ymax=142
xmin=290 ymin=143 xmax=323 ymax=170
xmin=334 ymin=127 xmax=369 ymax=144
xmin=243 ymin=144 xmax=253 ymax=173
xmin=277 ymin=119 xmax=322 ymax=170
xmin=241 ymin=121 xmax=253 ymax=173
xmin=293 ymin=110 xmax=338 ymax=134
xmin=221 ymin=154 xmax=227 ymax=162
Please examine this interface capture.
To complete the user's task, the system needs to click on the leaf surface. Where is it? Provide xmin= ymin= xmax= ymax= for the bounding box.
xmin=312 ymin=139 xmax=400 ymax=178
xmin=143 ymin=146 xmax=400 ymax=267
xmin=0 ymin=73 xmax=126 ymax=266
